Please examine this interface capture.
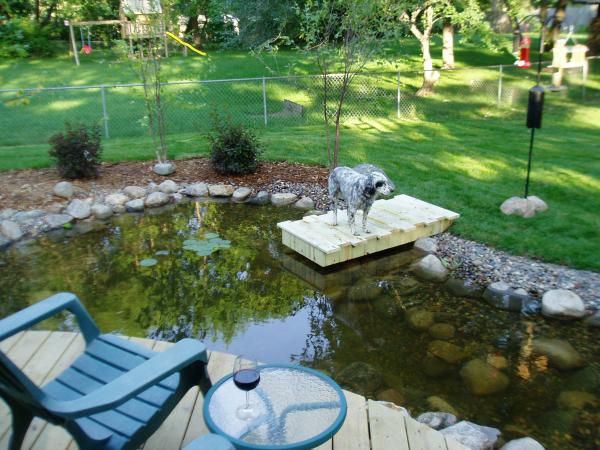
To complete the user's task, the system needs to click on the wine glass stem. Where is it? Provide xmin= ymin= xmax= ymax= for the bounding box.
xmin=245 ymin=391 xmax=250 ymax=409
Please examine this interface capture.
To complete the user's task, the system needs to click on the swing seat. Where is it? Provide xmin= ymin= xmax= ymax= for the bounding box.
xmin=82 ymin=44 xmax=92 ymax=55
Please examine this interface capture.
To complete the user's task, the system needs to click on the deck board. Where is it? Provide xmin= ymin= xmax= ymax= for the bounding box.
xmin=278 ymin=195 xmax=459 ymax=267
xmin=0 ymin=332 xmax=468 ymax=450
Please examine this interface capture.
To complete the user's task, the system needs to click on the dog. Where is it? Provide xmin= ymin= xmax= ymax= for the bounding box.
xmin=328 ymin=166 xmax=394 ymax=235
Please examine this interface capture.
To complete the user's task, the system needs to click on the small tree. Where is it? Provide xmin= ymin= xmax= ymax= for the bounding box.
xmin=299 ymin=0 xmax=393 ymax=168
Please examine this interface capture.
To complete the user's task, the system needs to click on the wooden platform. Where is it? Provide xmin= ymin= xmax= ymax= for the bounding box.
xmin=0 ymin=331 xmax=468 ymax=450
xmin=278 ymin=195 xmax=460 ymax=267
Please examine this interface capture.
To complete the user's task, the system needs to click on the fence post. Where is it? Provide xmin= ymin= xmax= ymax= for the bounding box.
xmin=262 ymin=77 xmax=268 ymax=126
xmin=396 ymin=71 xmax=401 ymax=119
xmin=497 ymin=65 xmax=503 ymax=108
xmin=100 ymin=86 xmax=110 ymax=139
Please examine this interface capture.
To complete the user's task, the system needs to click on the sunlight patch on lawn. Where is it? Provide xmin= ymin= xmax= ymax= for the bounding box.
xmin=437 ymin=153 xmax=508 ymax=181
xmin=46 ymin=99 xmax=85 ymax=111
xmin=537 ymin=167 xmax=600 ymax=194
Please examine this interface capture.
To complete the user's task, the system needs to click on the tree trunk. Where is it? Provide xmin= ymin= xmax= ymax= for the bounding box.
xmin=512 ymin=22 xmax=521 ymax=53
xmin=185 ymin=15 xmax=202 ymax=48
xmin=546 ymin=0 xmax=568 ymax=51
xmin=417 ymin=38 xmax=439 ymax=96
xmin=588 ymin=14 xmax=600 ymax=56
xmin=442 ymin=19 xmax=454 ymax=69
xmin=35 ymin=0 xmax=40 ymax=23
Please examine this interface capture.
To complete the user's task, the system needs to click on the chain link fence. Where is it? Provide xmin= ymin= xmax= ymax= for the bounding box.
xmin=0 ymin=58 xmax=597 ymax=147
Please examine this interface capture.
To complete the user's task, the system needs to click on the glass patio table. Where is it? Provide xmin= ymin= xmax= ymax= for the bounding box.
xmin=203 ymin=364 xmax=347 ymax=450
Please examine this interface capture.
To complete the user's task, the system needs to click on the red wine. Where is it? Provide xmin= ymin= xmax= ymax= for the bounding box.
xmin=233 ymin=369 xmax=260 ymax=391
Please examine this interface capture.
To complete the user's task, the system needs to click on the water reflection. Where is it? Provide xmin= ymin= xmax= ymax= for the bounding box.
xmin=0 ymin=200 xmax=598 ymax=450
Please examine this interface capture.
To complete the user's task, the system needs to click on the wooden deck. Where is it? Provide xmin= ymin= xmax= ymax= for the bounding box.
xmin=0 ymin=331 xmax=467 ymax=450
xmin=278 ymin=195 xmax=459 ymax=267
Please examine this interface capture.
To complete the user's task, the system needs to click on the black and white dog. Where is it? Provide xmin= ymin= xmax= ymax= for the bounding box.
xmin=328 ymin=165 xmax=394 ymax=236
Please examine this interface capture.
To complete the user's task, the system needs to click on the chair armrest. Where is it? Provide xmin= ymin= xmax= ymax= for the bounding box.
xmin=0 ymin=292 xmax=99 ymax=344
xmin=43 ymin=338 xmax=208 ymax=418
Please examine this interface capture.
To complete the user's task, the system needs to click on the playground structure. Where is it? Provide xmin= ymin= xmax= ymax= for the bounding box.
xmin=548 ymin=35 xmax=589 ymax=90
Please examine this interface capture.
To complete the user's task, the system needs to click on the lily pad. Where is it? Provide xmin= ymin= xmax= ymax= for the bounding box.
xmin=182 ymin=233 xmax=232 ymax=257
xmin=196 ymin=248 xmax=213 ymax=257
xmin=155 ymin=250 xmax=169 ymax=256
xmin=140 ymin=258 xmax=158 ymax=267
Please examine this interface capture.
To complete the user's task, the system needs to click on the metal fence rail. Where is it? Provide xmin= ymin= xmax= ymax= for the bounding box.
xmin=0 ymin=59 xmax=597 ymax=147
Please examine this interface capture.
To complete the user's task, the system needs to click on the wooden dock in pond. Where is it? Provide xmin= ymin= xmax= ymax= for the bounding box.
xmin=0 ymin=331 xmax=468 ymax=450
xmin=278 ymin=195 xmax=460 ymax=267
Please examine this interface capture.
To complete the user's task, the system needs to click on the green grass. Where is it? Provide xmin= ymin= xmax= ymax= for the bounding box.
xmin=0 ymin=36 xmax=599 ymax=271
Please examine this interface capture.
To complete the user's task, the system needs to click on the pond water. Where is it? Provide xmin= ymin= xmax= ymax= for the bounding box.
xmin=0 ymin=201 xmax=598 ymax=449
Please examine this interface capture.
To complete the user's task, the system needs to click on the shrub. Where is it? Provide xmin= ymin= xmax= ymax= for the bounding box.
xmin=208 ymin=115 xmax=262 ymax=174
xmin=0 ymin=18 xmax=59 ymax=58
xmin=48 ymin=123 xmax=102 ymax=179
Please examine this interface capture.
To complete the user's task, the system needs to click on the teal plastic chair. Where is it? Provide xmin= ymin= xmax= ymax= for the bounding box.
xmin=0 ymin=292 xmax=218 ymax=450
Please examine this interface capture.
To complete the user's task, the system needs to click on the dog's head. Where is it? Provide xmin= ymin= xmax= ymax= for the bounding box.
xmin=366 ymin=172 xmax=393 ymax=197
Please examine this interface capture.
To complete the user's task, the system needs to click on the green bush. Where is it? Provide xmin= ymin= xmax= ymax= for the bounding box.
xmin=208 ymin=115 xmax=262 ymax=174
xmin=48 ymin=123 xmax=103 ymax=179
xmin=0 ymin=18 xmax=59 ymax=57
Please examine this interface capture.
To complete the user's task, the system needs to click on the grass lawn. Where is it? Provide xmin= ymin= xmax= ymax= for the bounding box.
xmin=0 ymin=36 xmax=599 ymax=271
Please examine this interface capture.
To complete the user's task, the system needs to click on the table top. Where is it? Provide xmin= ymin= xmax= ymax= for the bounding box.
xmin=203 ymin=364 xmax=347 ymax=450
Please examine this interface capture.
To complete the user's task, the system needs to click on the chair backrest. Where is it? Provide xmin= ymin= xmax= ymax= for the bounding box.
xmin=0 ymin=351 xmax=48 ymax=416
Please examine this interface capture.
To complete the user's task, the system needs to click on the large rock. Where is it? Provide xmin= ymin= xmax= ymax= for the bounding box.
xmin=145 ymin=192 xmax=170 ymax=208
xmin=406 ymin=308 xmax=435 ymax=331
xmin=271 ymin=193 xmax=298 ymax=206
xmin=44 ymin=214 xmax=73 ymax=230
xmin=248 ymin=191 xmax=270 ymax=205
xmin=483 ymin=281 xmax=534 ymax=312
xmin=440 ymin=421 xmax=496 ymax=450
xmin=556 ymin=390 xmax=597 ymax=410
xmin=411 ymin=255 xmax=448 ymax=282
xmin=429 ymin=341 xmax=468 ymax=365
xmin=125 ymin=199 xmax=145 ymax=212
xmin=153 ymin=162 xmax=175 ymax=175
xmin=414 ymin=237 xmax=437 ymax=254
xmin=417 ymin=412 xmax=457 ymax=430
xmin=53 ymin=181 xmax=73 ymax=199
xmin=158 ymin=180 xmax=179 ymax=194
xmin=105 ymin=193 xmax=130 ymax=213
xmin=500 ymin=196 xmax=536 ymax=218
xmin=336 ymin=362 xmax=384 ymax=396
xmin=460 ymin=359 xmax=509 ymax=395
xmin=584 ymin=311 xmax=600 ymax=328
xmin=182 ymin=183 xmax=208 ymax=197
xmin=541 ymin=289 xmax=586 ymax=319
xmin=13 ymin=210 xmax=45 ymax=224
xmin=422 ymin=356 xmax=455 ymax=378
xmin=123 ymin=186 xmax=147 ymax=199
xmin=91 ymin=204 xmax=113 ymax=220
xmin=0 ymin=235 xmax=10 ymax=249
xmin=208 ymin=184 xmax=235 ymax=197
xmin=0 ymin=220 xmax=23 ymax=241
xmin=294 ymin=197 xmax=315 ymax=210
xmin=527 ymin=196 xmax=548 ymax=212
xmin=531 ymin=338 xmax=585 ymax=371
xmin=66 ymin=199 xmax=91 ymax=220
xmin=500 ymin=437 xmax=545 ymax=450
xmin=429 ymin=323 xmax=456 ymax=340
xmin=0 ymin=209 xmax=16 ymax=220
xmin=445 ymin=278 xmax=484 ymax=299
xmin=376 ymin=388 xmax=406 ymax=406
xmin=232 ymin=187 xmax=252 ymax=202
xmin=426 ymin=396 xmax=459 ymax=416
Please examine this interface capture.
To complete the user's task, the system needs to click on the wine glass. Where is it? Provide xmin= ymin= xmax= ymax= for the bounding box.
xmin=233 ymin=355 xmax=260 ymax=420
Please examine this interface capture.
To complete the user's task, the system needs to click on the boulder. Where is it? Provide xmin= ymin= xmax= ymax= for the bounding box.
xmin=158 ymin=180 xmax=179 ymax=194
xmin=584 ymin=311 xmax=600 ymax=328
xmin=293 ymin=197 xmax=315 ymax=210
xmin=232 ymin=187 xmax=252 ymax=202
xmin=248 ymin=191 xmax=270 ymax=205
xmin=172 ymin=193 xmax=184 ymax=203
xmin=0 ymin=220 xmax=23 ymax=241
xmin=406 ymin=308 xmax=435 ymax=331
xmin=153 ymin=162 xmax=175 ymax=175
xmin=428 ymin=341 xmax=468 ymax=365
xmin=422 ymin=356 xmax=455 ymax=378
xmin=411 ymin=254 xmax=448 ymax=282
xmin=531 ymin=338 xmax=585 ymax=370
xmin=125 ymin=199 xmax=144 ymax=212
xmin=182 ymin=183 xmax=208 ymax=197
xmin=429 ymin=323 xmax=456 ymax=340
xmin=337 ymin=362 xmax=384 ymax=396
xmin=500 ymin=196 xmax=535 ymax=218
xmin=271 ymin=193 xmax=298 ymax=206
xmin=91 ymin=204 xmax=113 ymax=220
xmin=541 ymin=289 xmax=586 ymax=319
xmin=105 ymin=193 xmax=130 ymax=212
xmin=440 ymin=421 xmax=495 ymax=450
xmin=460 ymin=359 xmax=509 ymax=395
xmin=46 ymin=203 xmax=64 ymax=214
xmin=145 ymin=192 xmax=170 ymax=208
xmin=13 ymin=210 xmax=45 ymax=224
xmin=0 ymin=235 xmax=10 ymax=249
xmin=376 ymin=388 xmax=406 ymax=406
xmin=123 ymin=186 xmax=147 ymax=199
xmin=53 ymin=181 xmax=73 ymax=199
xmin=486 ymin=354 xmax=509 ymax=371
xmin=416 ymin=412 xmax=457 ymax=430
xmin=500 ymin=437 xmax=545 ymax=450
xmin=483 ymin=281 xmax=534 ymax=312
xmin=66 ymin=199 xmax=91 ymax=220
xmin=44 ymin=214 xmax=73 ymax=230
xmin=209 ymin=184 xmax=235 ymax=197
xmin=426 ymin=396 xmax=459 ymax=416
xmin=0 ymin=209 xmax=16 ymax=220
xmin=414 ymin=237 xmax=437 ymax=254
xmin=556 ymin=390 xmax=597 ymax=410
xmin=445 ymin=278 xmax=484 ymax=299
xmin=527 ymin=196 xmax=548 ymax=212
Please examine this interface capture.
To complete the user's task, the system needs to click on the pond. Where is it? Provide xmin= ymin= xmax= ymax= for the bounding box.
xmin=0 ymin=200 xmax=598 ymax=450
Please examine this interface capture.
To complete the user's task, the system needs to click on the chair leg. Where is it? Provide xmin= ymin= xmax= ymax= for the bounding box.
xmin=8 ymin=403 xmax=33 ymax=450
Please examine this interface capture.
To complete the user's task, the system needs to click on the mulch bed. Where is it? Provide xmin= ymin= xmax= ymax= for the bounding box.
xmin=0 ymin=158 xmax=330 ymax=212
